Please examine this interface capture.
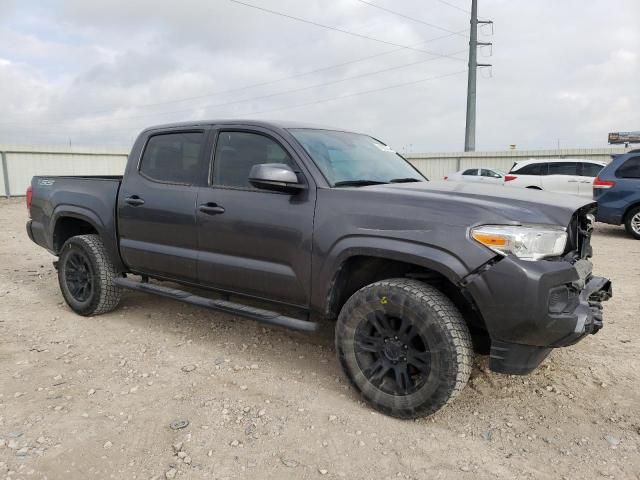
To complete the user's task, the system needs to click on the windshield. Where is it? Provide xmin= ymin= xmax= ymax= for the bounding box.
xmin=289 ymin=129 xmax=426 ymax=186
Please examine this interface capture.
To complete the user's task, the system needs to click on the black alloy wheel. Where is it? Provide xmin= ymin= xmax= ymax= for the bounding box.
xmin=354 ymin=311 xmax=431 ymax=396
xmin=63 ymin=251 xmax=94 ymax=302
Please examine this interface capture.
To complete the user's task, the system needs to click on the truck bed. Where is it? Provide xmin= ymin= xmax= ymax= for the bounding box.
xmin=28 ymin=175 xmax=123 ymax=262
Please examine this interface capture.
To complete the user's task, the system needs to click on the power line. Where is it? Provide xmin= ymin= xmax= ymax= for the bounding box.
xmin=3 ymin=69 xmax=467 ymax=140
xmin=181 ymin=50 xmax=467 ymax=119
xmin=2 ymin=29 xmax=466 ymax=125
xmin=432 ymin=0 xmax=471 ymax=14
xmin=0 ymin=2 xmax=469 ymax=130
xmin=354 ymin=0 xmax=465 ymax=35
xmin=228 ymin=0 xmax=466 ymax=62
xmin=239 ymin=69 xmax=468 ymax=118
xmin=3 ymin=48 xmax=465 ymax=129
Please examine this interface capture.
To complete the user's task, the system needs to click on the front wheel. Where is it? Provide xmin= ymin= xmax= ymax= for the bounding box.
xmin=335 ymin=279 xmax=473 ymax=418
xmin=58 ymin=234 xmax=122 ymax=316
xmin=624 ymin=206 xmax=640 ymax=240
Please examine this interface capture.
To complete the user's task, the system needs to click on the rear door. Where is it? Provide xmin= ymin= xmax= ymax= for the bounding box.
xmin=117 ymin=129 xmax=210 ymax=282
xmin=577 ymin=162 xmax=605 ymax=197
xmin=196 ymin=126 xmax=316 ymax=307
xmin=507 ymin=163 xmax=544 ymax=189
xmin=460 ymin=168 xmax=479 ymax=182
xmin=543 ymin=162 xmax=580 ymax=195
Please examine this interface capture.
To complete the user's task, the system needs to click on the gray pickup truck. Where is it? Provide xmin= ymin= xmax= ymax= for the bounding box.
xmin=26 ymin=120 xmax=612 ymax=418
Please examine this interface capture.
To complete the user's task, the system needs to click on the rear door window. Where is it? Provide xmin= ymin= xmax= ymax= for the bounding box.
xmin=462 ymin=169 xmax=477 ymax=176
xmin=616 ymin=156 xmax=640 ymax=178
xmin=548 ymin=162 xmax=578 ymax=176
xmin=139 ymin=132 xmax=205 ymax=185
xmin=579 ymin=162 xmax=605 ymax=177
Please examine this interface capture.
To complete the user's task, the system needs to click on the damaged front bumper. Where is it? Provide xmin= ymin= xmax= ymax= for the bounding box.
xmin=464 ymin=256 xmax=612 ymax=375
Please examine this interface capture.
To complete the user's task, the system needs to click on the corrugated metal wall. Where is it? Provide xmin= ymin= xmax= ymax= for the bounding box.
xmin=406 ymin=147 xmax=629 ymax=180
xmin=0 ymin=144 xmax=632 ymax=196
xmin=1 ymin=145 xmax=129 ymax=196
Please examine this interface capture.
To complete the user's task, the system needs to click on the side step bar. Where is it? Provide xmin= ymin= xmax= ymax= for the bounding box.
xmin=114 ymin=277 xmax=319 ymax=333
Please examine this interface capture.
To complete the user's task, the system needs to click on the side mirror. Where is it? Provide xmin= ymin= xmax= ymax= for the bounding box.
xmin=249 ymin=163 xmax=306 ymax=193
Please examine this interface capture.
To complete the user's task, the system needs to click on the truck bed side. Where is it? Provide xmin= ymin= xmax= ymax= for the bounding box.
xmin=28 ymin=175 xmax=125 ymax=271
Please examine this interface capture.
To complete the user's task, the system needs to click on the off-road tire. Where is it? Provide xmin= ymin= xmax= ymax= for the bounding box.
xmin=335 ymin=278 xmax=473 ymax=418
xmin=624 ymin=206 xmax=640 ymax=240
xmin=58 ymin=234 xmax=122 ymax=316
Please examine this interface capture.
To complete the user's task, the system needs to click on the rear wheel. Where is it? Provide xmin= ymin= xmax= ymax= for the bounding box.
xmin=335 ymin=279 xmax=473 ymax=418
xmin=58 ymin=234 xmax=122 ymax=315
xmin=624 ymin=206 xmax=640 ymax=240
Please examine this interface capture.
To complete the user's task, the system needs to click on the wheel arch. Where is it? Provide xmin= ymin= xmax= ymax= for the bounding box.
xmin=53 ymin=214 xmax=100 ymax=253
xmin=623 ymin=201 xmax=640 ymax=222
xmin=50 ymin=205 xmax=126 ymax=272
xmin=319 ymin=244 xmax=489 ymax=349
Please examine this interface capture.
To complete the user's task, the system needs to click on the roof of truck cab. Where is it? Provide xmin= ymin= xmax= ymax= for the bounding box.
xmin=140 ymin=119 xmax=358 ymax=134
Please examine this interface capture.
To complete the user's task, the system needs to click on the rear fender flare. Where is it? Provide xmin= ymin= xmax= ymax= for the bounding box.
xmin=50 ymin=206 xmax=125 ymax=272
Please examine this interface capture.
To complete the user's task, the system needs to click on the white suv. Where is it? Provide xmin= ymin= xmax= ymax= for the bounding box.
xmin=504 ymin=159 xmax=606 ymax=197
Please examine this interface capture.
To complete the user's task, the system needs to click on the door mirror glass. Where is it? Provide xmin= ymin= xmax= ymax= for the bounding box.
xmin=249 ymin=163 xmax=305 ymax=193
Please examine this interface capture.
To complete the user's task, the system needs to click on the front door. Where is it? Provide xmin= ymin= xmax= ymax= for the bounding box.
xmin=117 ymin=129 xmax=209 ymax=282
xmin=196 ymin=128 xmax=315 ymax=307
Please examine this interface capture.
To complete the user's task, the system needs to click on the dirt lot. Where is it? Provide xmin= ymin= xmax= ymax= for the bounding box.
xmin=1 ymin=198 xmax=639 ymax=480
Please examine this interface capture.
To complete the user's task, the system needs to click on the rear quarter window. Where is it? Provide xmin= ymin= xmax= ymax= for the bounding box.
xmin=514 ymin=163 xmax=547 ymax=175
xmin=616 ymin=156 xmax=640 ymax=179
xmin=580 ymin=163 xmax=605 ymax=177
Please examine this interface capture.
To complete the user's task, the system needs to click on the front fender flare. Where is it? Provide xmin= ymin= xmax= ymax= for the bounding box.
xmin=312 ymin=235 xmax=473 ymax=316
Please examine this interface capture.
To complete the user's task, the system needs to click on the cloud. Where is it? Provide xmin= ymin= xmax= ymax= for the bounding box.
xmin=0 ymin=0 xmax=637 ymax=150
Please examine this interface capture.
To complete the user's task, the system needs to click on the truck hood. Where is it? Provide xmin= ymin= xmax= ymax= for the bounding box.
xmin=365 ymin=181 xmax=594 ymax=227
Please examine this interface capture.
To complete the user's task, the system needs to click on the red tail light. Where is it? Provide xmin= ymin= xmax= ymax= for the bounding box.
xmin=593 ymin=177 xmax=615 ymax=189
xmin=443 ymin=176 xmax=448 ymax=180
xmin=504 ymin=175 xmax=517 ymax=182
xmin=26 ymin=185 xmax=33 ymax=216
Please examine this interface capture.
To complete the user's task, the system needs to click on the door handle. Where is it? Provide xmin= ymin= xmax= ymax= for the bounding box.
xmin=125 ymin=195 xmax=145 ymax=206
xmin=580 ymin=180 xmax=592 ymax=183
xmin=199 ymin=203 xmax=225 ymax=215
xmin=567 ymin=179 xmax=579 ymax=183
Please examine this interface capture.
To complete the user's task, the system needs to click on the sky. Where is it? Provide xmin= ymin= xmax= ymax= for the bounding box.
xmin=0 ymin=0 xmax=638 ymax=152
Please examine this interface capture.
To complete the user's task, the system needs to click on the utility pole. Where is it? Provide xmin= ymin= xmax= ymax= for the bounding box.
xmin=464 ymin=0 xmax=492 ymax=152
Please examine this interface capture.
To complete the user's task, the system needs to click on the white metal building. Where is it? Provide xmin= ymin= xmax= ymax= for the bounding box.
xmin=0 ymin=144 xmax=631 ymax=197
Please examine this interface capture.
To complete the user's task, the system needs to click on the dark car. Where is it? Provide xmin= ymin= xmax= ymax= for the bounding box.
xmin=593 ymin=151 xmax=640 ymax=239
xmin=26 ymin=120 xmax=611 ymax=418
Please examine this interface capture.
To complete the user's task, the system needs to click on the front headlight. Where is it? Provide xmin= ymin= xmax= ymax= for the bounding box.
xmin=471 ymin=224 xmax=567 ymax=260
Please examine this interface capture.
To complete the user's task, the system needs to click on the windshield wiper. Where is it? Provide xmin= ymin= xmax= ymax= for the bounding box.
xmin=389 ymin=177 xmax=423 ymax=183
xmin=333 ymin=180 xmax=388 ymax=187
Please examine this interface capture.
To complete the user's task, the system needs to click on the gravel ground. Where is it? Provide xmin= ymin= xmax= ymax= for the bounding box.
xmin=1 ymin=197 xmax=639 ymax=480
